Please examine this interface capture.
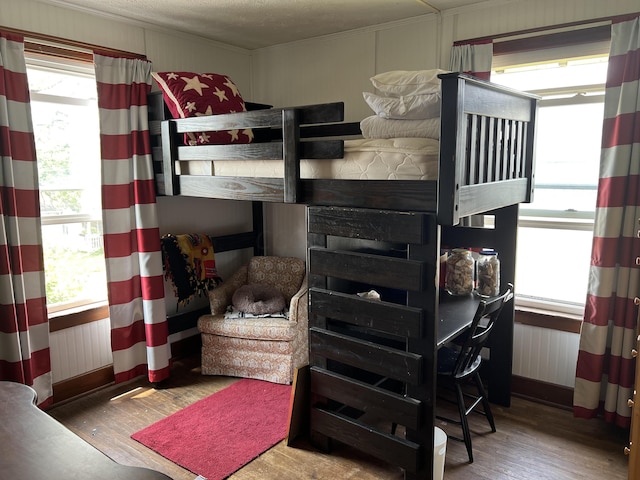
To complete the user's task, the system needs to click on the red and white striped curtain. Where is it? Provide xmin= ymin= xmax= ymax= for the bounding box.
xmin=449 ymin=40 xmax=493 ymax=81
xmin=574 ymin=14 xmax=640 ymax=428
xmin=0 ymin=33 xmax=52 ymax=405
xmin=94 ymin=53 xmax=171 ymax=384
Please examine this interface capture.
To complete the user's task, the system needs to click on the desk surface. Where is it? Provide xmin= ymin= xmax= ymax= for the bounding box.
xmin=437 ymin=292 xmax=481 ymax=347
xmin=0 ymin=381 xmax=172 ymax=480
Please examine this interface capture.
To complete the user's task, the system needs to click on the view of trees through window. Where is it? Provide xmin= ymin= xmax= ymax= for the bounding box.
xmin=27 ymin=57 xmax=107 ymax=311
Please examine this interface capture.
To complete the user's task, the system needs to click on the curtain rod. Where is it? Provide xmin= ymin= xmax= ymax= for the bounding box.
xmin=0 ymin=25 xmax=146 ymax=61
xmin=454 ymin=13 xmax=635 ymax=46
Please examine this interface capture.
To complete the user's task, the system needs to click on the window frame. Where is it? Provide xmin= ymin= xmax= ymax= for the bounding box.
xmin=490 ymin=26 xmax=610 ymax=318
xmin=25 ymin=50 xmax=108 ymax=323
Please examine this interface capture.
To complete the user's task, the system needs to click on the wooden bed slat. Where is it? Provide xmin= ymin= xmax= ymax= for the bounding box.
xmin=178 ymin=175 xmax=285 ymax=201
xmin=309 ymin=247 xmax=426 ymax=292
xmin=174 ymin=140 xmax=343 ymax=162
xmin=301 ymin=178 xmax=438 ymax=212
xmin=307 ymin=205 xmax=433 ymax=245
xmin=457 ymin=178 xmax=529 ymax=218
xmin=463 ymin=80 xmax=535 ymax=122
xmin=171 ymin=101 xmax=345 ymax=133
xmin=210 ymin=231 xmax=259 ymax=252
xmin=177 ymin=142 xmax=282 ymax=161
xmin=175 ymin=139 xmax=345 ymax=163
xmin=310 ymin=287 xmax=424 ymax=338
xmin=310 ymin=407 xmax=421 ymax=472
xmin=309 ymin=327 xmax=423 ymax=385
xmin=310 ymin=367 xmax=422 ymax=430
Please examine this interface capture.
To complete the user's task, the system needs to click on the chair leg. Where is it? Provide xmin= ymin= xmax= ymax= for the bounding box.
xmin=474 ymin=372 xmax=496 ymax=432
xmin=455 ymin=382 xmax=474 ymax=463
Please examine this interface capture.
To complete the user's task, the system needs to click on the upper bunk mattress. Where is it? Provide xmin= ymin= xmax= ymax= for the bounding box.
xmin=178 ymin=137 xmax=439 ymax=181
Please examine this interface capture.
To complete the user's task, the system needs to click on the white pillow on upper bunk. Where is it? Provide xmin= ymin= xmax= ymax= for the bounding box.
xmin=360 ymin=115 xmax=440 ymax=140
xmin=363 ymin=91 xmax=441 ymax=120
xmin=370 ymin=69 xmax=450 ymax=96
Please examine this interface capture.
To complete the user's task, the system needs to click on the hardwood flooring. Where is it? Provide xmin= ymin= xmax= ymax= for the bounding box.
xmin=47 ymin=356 xmax=629 ymax=480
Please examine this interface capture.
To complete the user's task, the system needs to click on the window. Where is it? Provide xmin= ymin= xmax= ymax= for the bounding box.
xmin=26 ymin=53 xmax=107 ymax=315
xmin=491 ymin=46 xmax=608 ymax=315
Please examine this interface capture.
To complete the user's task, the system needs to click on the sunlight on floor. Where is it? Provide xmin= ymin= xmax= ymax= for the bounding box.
xmin=110 ymin=386 xmax=154 ymax=401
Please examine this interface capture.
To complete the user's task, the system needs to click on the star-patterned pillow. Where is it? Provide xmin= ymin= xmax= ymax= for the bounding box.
xmin=152 ymin=71 xmax=253 ymax=145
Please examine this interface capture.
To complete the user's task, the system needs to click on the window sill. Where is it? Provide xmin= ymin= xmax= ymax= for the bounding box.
xmin=515 ymin=306 xmax=582 ymax=334
xmin=49 ymin=302 xmax=109 ymax=332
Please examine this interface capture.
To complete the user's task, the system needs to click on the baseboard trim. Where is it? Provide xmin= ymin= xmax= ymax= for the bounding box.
xmin=52 ymin=351 xmax=572 ymax=412
xmin=511 ymin=375 xmax=574 ymax=410
xmin=50 ymin=335 xmax=202 ymax=406
xmin=52 ymin=365 xmax=115 ymax=405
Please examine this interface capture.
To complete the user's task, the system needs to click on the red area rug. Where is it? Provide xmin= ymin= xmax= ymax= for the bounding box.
xmin=132 ymin=379 xmax=292 ymax=480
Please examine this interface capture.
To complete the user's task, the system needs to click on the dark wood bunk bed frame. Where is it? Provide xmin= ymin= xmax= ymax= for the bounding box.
xmin=148 ymin=72 xmax=538 ymax=480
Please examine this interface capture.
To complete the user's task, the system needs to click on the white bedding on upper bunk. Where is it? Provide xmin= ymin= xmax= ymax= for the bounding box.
xmin=189 ymin=137 xmax=440 ymax=180
xmin=360 ymin=116 xmax=440 ymax=140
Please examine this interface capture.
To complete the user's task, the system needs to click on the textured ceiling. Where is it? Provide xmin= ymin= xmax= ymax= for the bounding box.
xmin=35 ymin=0 xmax=496 ymax=49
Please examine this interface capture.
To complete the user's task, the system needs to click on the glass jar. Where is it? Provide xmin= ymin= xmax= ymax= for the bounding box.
xmin=475 ymin=249 xmax=500 ymax=297
xmin=445 ymin=249 xmax=474 ymax=296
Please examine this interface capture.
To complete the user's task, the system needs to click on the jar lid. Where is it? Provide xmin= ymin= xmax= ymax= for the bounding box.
xmin=480 ymin=249 xmax=497 ymax=255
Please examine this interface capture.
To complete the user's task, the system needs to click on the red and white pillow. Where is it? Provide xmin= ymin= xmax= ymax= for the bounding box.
xmin=152 ymin=71 xmax=253 ymax=145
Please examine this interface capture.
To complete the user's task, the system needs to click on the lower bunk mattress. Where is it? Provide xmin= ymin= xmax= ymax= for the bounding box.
xmin=176 ymin=137 xmax=439 ymax=181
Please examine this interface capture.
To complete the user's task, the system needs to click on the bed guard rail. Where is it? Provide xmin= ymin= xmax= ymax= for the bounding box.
xmin=437 ymin=73 xmax=539 ymax=226
xmin=159 ymin=102 xmax=360 ymax=203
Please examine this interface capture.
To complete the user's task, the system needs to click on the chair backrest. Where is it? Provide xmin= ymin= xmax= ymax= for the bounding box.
xmin=247 ymin=256 xmax=306 ymax=302
xmin=452 ymin=283 xmax=514 ymax=379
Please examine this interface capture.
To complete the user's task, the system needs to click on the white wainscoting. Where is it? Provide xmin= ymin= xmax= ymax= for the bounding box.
xmin=49 ymin=318 xmax=113 ymax=384
xmin=512 ymin=323 xmax=580 ymax=388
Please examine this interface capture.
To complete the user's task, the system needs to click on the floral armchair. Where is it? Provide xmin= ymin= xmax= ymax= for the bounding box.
xmin=197 ymin=256 xmax=308 ymax=384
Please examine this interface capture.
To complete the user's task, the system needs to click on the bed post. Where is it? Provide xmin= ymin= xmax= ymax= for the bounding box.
xmin=282 ymin=108 xmax=300 ymax=203
xmin=161 ymin=119 xmax=179 ymax=196
xmin=524 ymin=97 xmax=538 ymax=204
xmin=437 ymin=73 xmax=465 ymax=226
xmin=252 ymin=201 xmax=265 ymax=256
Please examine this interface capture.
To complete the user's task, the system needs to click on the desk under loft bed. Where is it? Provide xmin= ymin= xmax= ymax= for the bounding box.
xmin=148 ymin=72 xmax=538 ymax=480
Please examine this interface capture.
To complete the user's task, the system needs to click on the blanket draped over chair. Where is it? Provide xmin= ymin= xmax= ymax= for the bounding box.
xmin=161 ymin=233 xmax=222 ymax=306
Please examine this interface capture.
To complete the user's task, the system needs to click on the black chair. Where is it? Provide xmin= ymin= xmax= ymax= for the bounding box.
xmin=436 ymin=283 xmax=514 ymax=463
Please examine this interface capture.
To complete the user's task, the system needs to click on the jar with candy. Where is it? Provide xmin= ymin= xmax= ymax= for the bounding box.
xmin=445 ymin=249 xmax=474 ymax=295
xmin=475 ymin=249 xmax=500 ymax=297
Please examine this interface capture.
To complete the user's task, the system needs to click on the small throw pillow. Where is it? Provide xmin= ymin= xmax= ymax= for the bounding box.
xmin=232 ymin=284 xmax=286 ymax=315
xmin=370 ymin=69 xmax=449 ymax=96
xmin=152 ymin=71 xmax=253 ymax=145
xmin=363 ymin=91 xmax=441 ymax=120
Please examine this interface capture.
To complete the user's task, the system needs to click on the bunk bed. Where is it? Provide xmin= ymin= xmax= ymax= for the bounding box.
xmin=148 ymin=72 xmax=539 ymax=480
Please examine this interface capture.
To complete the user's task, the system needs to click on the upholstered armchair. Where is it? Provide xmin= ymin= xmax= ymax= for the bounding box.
xmin=197 ymin=256 xmax=308 ymax=384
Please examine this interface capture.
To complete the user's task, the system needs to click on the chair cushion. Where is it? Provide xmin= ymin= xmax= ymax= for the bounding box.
xmin=232 ymin=284 xmax=286 ymax=315
xmin=198 ymin=314 xmax=296 ymax=342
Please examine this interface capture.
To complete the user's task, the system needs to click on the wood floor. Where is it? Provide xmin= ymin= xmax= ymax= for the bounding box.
xmin=47 ymin=356 xmax=630 ymax=480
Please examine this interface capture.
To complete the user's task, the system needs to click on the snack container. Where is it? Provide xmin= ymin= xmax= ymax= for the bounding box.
xmin=475 ymin=249 xmax=500 ymax=297
xmin=445 ymin=249 xmax=474 ymax=295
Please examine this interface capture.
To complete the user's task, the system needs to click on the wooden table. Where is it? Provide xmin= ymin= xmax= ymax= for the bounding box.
xmin=0 ymin=381 xmax=172 ymax=480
